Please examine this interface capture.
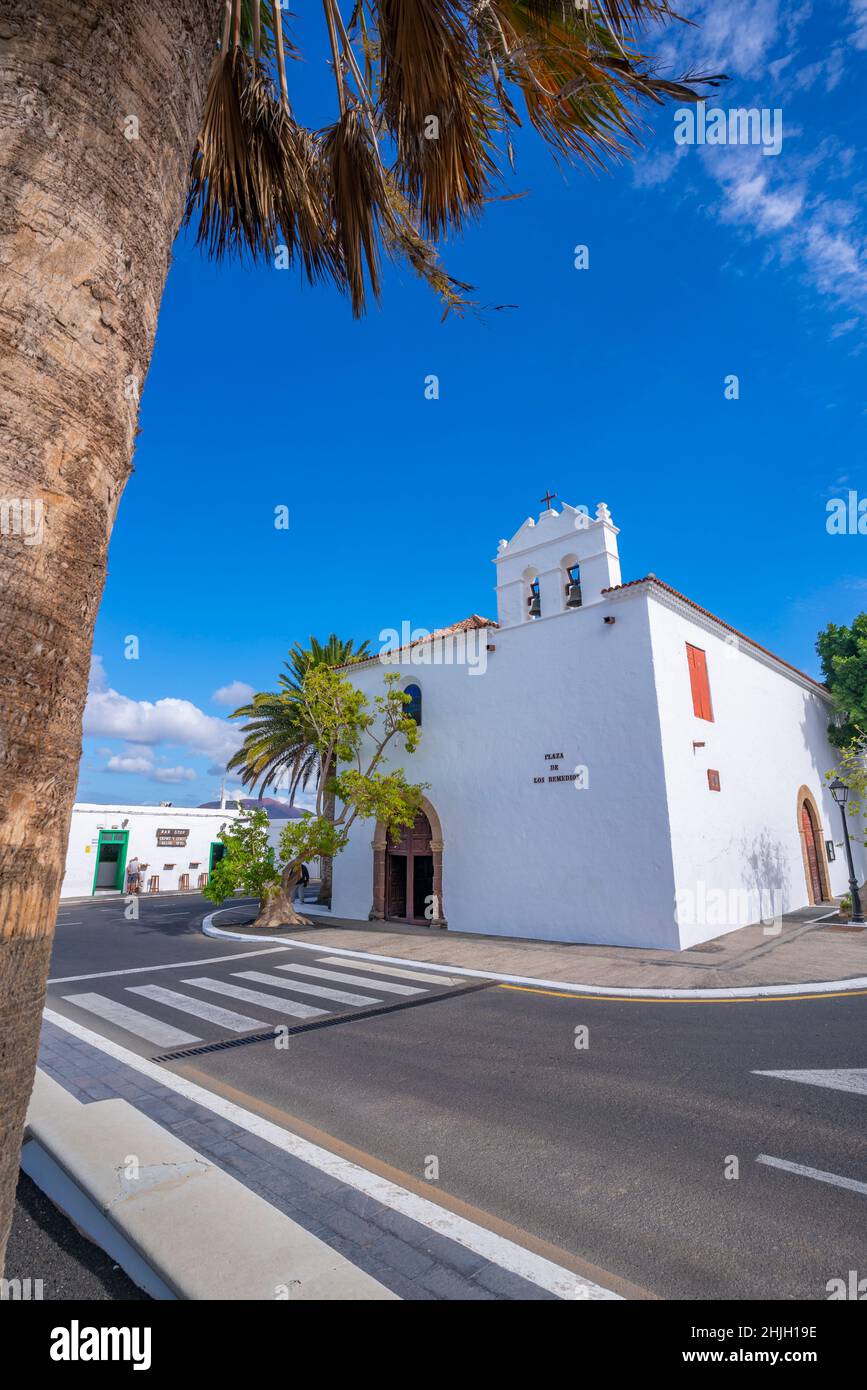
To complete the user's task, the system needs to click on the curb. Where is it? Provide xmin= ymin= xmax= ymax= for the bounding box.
xmin=202 ymin=912 xmax=867 ymax=1001
xmin=24 ymin=1070 xmax=395 ymax=1301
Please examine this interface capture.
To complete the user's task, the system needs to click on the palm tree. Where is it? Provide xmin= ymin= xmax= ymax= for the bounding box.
xmin=227 ymin=634 xmax=371 ymax=904
xmin=0 ymin=0 xmax=721 ymax=1268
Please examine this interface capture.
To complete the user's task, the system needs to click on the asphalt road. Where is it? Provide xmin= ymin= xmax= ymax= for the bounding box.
xmin=44 ymin=895 xmax=867 ymax=1301
xmin=5 ymin=1172 xmax=146 ymax=1301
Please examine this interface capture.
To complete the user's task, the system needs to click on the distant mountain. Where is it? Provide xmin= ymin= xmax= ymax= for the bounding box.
xmin=197 ymin=797 xmax=308 ymax=820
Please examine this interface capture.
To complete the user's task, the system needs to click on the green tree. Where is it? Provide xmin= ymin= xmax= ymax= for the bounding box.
xmin=227 ymin=634 xmax=370 ymax=903
xmin=251 ymin=665 xmax=424 ymax=928
xmin=817 ymin=615 xmax=867 ymax=748
xmin=818 ymin=616 xmax=867 ymax=848
xmin=824 ymin=745 xmax=867 ymax=849
xmin=203 ymin=807 xmax=280 ymax=906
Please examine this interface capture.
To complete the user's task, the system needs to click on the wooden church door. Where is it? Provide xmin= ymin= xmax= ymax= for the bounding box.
xmin=801 ymin=802 xmax=824 ymax=903
xmin=386 ymin=812 xmax=433 ymax=922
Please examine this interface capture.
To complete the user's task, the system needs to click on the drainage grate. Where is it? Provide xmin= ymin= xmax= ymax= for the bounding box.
xmin=151 ymin=979 xmax=494 ymax=1063
xmin=153 ymin=1028 xmax=281 ymax=1063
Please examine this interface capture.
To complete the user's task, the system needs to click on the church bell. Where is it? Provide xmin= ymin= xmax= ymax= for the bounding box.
xmin=566 ymin=581 xmax=583 ymax=608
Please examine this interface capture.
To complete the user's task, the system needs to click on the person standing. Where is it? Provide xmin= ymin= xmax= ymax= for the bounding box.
xmin=126 ymin=855 xmax=141 ymax=894
xmin=296 ymin=862 xmax=310 ymax=903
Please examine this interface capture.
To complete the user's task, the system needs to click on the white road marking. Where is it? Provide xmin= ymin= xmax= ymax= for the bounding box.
xmin=757 ymin=1154 xmax=867 ymax=1197
xmin=61 ymin=993 xmax=201 ymax=1048
xmin=234 ymin=970 xmax=382 ymax=1009
xmin=754 ymin=1068 xmax=867 ymax=1097
xmin=181 ymin=977 xmax=327 ymax=1021
xmin=276 ymin=963 xmax=423 ymax=996
xmin=49 ymin=946 xmax=292 ymax=985
xmin=316 ymin=957 xmax=467 ymax=987
xmin=44 ymin=1008 xmax=620 ymax=1300
xmin=127 ymin=984 xmax=266 ymax=1033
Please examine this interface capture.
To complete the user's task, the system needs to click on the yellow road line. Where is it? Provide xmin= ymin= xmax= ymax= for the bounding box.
xmin=497 ymin=984 xmax=867 ymax=1005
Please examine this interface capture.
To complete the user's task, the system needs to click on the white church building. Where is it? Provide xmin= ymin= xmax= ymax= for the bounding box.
xmin=330 ymin=500 xmax=862 ymax=950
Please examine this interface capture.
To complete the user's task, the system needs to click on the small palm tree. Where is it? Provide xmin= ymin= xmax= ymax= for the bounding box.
xmin=228 ymin=634 xmax=371 ymax=903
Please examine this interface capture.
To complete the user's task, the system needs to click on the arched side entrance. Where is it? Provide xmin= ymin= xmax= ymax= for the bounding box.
xmin=797 ymin=786 xmax=831 ymax=905
xmin=371 ymin=796 xmax=446 ymax=927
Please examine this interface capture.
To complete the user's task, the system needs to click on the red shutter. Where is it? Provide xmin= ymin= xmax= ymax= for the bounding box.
xmin=686 ymin=644 xmax=714 ymax=722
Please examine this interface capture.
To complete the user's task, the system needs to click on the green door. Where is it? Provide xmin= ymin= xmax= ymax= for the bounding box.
xmin=208 ymin=841 xmax=226 ymax=878
xmin=91 ymin=830 xmax=129 ymax=894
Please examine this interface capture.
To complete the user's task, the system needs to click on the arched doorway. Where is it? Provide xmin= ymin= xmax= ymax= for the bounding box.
xmin=797 ymin=788 xmax=830 ymax=905
xmin=371 ymin=798 xmax=446 ymax=927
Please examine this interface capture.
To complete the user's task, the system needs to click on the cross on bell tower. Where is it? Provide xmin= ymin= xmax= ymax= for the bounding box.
xmin=540 ymin=489 xmax=557 ymax=512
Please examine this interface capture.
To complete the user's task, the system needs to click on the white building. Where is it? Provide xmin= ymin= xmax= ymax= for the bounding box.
xmin=60 ymin=797 xmax=306 ymax=899
xmin=329 ymin=501 xmax=863 ymax=949
xmin=60 ymin=804 xmax=241 ymax=898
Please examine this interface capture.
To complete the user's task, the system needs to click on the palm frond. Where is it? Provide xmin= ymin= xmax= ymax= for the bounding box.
xmin=377 ymin=0 xmax=501 ymax=238
xmin=185 ymin=0 xmax=725 ymax=312
xmin=228 ymin=633 xmax=372 ymax=796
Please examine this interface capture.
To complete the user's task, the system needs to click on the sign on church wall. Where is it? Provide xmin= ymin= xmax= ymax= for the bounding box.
xmin=532 ymin=753 xmax=588 ymax=788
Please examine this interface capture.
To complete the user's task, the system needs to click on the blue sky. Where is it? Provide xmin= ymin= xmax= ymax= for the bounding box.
xmin=80 ymin=0 xmax=867 ymax=807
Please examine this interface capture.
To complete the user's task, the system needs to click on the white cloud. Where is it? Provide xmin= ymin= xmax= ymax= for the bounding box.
xmin=661 ymin=0 xmax=789 ymax=80
xmin=103 ymin=749 xmax=197 ymax=783
xmin=850 ymin=0 xmax=867 ymax=50
xmin=713 ymin=160 xmax=805 ymax=233
xmin=106 ymin=754 xmax=153 ymax=775
xmin=638 ymin=1 xmax=867 ymax=321
xmin=632 ymin=144 xmax=688 ymax=189
xmin=88 ymin=654 xmax=107 ymax=694
xmin=85 ymin=687 xmax=240 ymax=764
xmin=153 ymin=766 xmax=197 ymax=784
xmin=212 ymin=680 xmax=255 ymax=708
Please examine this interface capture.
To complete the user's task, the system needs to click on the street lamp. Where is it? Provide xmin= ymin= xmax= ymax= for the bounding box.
xmin=829 ymin=778 xmax=865 ymax=924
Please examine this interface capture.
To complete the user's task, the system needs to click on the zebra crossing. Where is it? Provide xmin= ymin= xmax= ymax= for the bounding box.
xmin=55 ymin=951 xmax=472 ymax=1054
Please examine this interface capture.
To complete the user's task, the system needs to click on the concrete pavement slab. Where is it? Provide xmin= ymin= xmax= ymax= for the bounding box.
xmin=25 ymin=1071 xmax=396 ymax=1301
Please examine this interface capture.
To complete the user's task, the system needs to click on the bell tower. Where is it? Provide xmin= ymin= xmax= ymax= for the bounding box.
xmin=494 ymin=500 xmax=622 ymax=629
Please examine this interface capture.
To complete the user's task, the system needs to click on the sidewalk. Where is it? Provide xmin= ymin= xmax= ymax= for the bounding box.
xmin=207 ymin=904 xmax=867 ymax=994
xmin=32 ymin=1017 xmax=623 ymax=1300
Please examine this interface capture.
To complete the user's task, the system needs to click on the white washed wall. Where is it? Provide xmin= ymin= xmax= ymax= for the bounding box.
xmin=332 ymin=596 xmax=680 ymax=948
xmin=643 ymin=593 xmax=865 ymax=947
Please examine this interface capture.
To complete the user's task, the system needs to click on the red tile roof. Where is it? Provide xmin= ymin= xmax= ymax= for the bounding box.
xmin=603 ymin=576 xmax=828 ymax=696
xmin=336 ymin=614 xmax=497 ymax=669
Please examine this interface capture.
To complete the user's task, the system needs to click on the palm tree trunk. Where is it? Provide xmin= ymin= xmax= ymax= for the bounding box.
xmin=317 ymin=765 xmax=336 ymax=905
xmin=0 ymin=0 xmax=223 ymax=1272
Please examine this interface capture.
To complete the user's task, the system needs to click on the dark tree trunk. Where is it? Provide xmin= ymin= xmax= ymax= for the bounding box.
xmin=253 ymin=862 xmax=311 ymax=929
xmin=0 ymin=0 xmax=223 ymax=1272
